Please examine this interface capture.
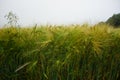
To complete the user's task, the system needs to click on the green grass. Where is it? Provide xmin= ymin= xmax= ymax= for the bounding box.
xmin=0 ymin=24 xmax=120 ymax=80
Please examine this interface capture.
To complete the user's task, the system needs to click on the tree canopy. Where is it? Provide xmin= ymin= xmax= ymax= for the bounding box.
xmin=106 ymin=13 xmax=120 ymax=27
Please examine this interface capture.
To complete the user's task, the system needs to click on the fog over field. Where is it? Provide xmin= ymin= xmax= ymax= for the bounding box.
xmin=0 ymin=0 xmax=120 ymax=26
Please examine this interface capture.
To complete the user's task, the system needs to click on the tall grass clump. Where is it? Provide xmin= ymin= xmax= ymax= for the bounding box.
xmin=0 ymin=24 xmax=120 ymax=80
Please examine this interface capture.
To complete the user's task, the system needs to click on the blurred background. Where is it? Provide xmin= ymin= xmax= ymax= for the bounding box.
xmin=0 ymin=0 xmax=120 ymax=26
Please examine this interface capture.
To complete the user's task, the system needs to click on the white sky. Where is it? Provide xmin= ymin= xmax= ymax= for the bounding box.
xmin=0 ymin=0 xmax=120 ymax=26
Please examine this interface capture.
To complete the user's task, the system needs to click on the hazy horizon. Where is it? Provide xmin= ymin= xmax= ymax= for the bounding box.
xmin=0 ymin=0 xmax=120 ymax=26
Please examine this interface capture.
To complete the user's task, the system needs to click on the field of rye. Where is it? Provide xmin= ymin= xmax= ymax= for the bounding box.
xmin=0 ymin=24 xmax=120 ymax=80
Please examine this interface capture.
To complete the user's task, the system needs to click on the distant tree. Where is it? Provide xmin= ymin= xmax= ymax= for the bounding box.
xmin=106 ymin=13 xmax=120 ymax=28
xmin=97 ymin=21 xmax=106 ymax=25
xmin=4 ymin=11 xmax=19 ymax=27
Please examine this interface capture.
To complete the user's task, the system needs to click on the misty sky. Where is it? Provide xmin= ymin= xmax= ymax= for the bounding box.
xmin=0 ymin=0 xmax=120 ymax=26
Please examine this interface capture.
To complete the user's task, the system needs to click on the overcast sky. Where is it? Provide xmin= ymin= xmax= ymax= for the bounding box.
xmin=0 ymin=0 xmax=120 ymax=26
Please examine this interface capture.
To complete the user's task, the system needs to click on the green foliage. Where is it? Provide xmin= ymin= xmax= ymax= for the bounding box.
xmin=0 ymin=24 xmax=120 ymax=80
xmin=106 ymin=13 xmax=120 ymax=27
